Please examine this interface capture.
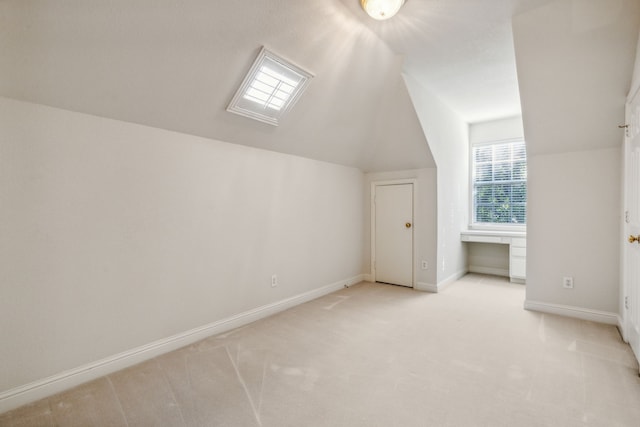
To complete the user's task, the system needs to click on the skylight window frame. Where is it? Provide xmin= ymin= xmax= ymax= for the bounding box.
xmin=227 ymin=47 xmax=313 ymax=126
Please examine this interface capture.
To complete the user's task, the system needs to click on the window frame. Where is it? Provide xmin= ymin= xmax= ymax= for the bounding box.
xmin=227 ymin=47 xmax=313 ymax=126
xmin=469 ymin=137 xmax=527 ymax=232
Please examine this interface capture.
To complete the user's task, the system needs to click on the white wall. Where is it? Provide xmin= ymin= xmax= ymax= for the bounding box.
xmin=630 ymin=28 xmax=640 ymax=99
xmin=403 ymin=74 xmax=469 ymax=286
xmin=0 ymin=97 xmax=364 ymax=400
xmin=513 ymin=0 xmax=638 ymax=316
xmin=469 ymin=116 xmax=524 ymax=145
xmin=362 ymin=60 xmax=437 ymax=172
xmin=363 ymin=169 xmax=437 ymax=286
xmin=526 ymin=148 xmax=621 ymax=313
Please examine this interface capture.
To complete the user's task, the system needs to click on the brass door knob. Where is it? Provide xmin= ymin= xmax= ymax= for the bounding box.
xmin=629 ymin=235 xmax=639 ymax=243
xmin=405 ymin=222 xmax=412 ymax=228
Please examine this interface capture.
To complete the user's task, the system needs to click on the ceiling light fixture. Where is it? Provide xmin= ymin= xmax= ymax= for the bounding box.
xmin=360 ymin=0 xmax=405 ymax=20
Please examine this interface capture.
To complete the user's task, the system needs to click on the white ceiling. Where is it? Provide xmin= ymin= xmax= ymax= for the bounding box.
xmin=343 ymin=0 xmax=556 ymax=123
xmin=0 ymin=0 xmax=637 ymax=170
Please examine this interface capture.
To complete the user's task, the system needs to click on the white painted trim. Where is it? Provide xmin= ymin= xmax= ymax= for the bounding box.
xmin=0 ymin=274 xmax=364 ymax=414
xmin=468 ymin=265 xmax=509 ymax=278
xmin=437 ymin=269 xmax=467 ymax=292
xmin=415 ymin=282 xmax=438 ymax=292
xmin=618 ymin=315 xmax=628 ymax=342
xmin=524 ymin=300 xmax=618 ymax=325
xmin=416 ymin=269 xmax=467 ymax=293
xmin=362 ymin=273 xmax=373 ymax=282
xmin=370 ymin=179 xmax=417 ymax=288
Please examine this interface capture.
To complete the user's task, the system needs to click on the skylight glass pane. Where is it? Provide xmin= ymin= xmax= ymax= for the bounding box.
xmin=262 ymin=66 xmax=299 ymax=87
xmin=256 ymin=72 xmax=279 ymax=88
xmin=251 ymin=80 xmax=275 ymax=94
xmin=245 ymin=88 xmax=269 ymax=102
xmin=279 ymin=84 xmax=295 ymax=94
xmin=227 ymin=47 xmax=313 ymax=126
xmin=269 ymin=98 xmax=285 ymax=108
xmin=274 ymin=90 xmax=290 ymax=100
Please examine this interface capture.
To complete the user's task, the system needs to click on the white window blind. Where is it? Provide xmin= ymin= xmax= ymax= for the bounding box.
xmin=472 ymin=140 xmax=527 ymax=225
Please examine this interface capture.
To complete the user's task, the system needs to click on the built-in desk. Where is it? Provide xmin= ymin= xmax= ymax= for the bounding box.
xmin=460 ymin=230 xmax=526 ymax=283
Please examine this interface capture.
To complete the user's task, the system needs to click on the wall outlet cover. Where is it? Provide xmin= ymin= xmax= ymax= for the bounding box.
xmin=562 ymin=276 xmax=574 ymax=289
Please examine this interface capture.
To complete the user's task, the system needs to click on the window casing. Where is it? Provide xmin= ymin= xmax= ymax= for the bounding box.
xmin=471 ymin=139 xmax=527 ymax=228
xmin=227 ymin=47 xmax=313 ymax=126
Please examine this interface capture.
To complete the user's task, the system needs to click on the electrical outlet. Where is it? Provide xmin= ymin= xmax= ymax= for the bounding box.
xmin=421 ymin=260 xmax=429 ymax=270
xmin=562 ymin=276 xmax=574 ymax=289
xmin=271 ymin=274 xmax=278 ymax=287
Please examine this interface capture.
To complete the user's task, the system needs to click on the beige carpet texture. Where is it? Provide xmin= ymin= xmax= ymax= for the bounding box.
xmin=1 ymin=274 xmax=639 ymax=426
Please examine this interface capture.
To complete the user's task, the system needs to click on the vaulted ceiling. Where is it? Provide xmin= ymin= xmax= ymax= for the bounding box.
xmin=1 ymin=0 xmax=638 ymax=171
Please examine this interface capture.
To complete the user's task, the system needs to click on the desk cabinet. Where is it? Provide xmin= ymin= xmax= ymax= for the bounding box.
xmin=461 ymin=231 xmax=526 ymax=283
xmin=509 ymin=238 xmax=526 ymax=283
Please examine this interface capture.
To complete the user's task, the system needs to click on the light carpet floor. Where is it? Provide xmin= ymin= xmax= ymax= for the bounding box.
xmin=1 ymin=274 xmax=639 ymax=426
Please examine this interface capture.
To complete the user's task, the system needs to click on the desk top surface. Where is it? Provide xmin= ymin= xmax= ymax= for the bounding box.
xmin=460 ymin=229 xmax=527 ymax=239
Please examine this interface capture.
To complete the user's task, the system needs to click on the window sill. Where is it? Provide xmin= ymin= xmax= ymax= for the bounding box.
xmin=468 ymin=224 xmax=526 ymax=233
xmin=461 ymin=229 xmax=526 ymax=238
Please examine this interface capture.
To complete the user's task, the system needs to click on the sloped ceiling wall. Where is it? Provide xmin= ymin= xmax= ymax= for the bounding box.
xmin=0 ymin=0 xmax=434 ymax=172
xmin=513 ymin=0 xmax=640 ymax=155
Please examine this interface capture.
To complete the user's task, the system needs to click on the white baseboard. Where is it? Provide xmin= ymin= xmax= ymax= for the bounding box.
xmin=524 ymin=300 xmax=618 ymax=325
xmin=415 ymin=282 xmax=437 ymax=292
xmin=468 ymin=265 xmax=509 ymax=278
xmin=436 ymin=269 xmax=467 ymax=292
xmin=416 ymin=269 xmax=467 ymax=293
xmin=362 ymin=274 xmax=373 ymax=282
xmin=0 ymin=274 xmax=364 ymax=415
xmin=617 ymin=315 xmax=628 ymax=342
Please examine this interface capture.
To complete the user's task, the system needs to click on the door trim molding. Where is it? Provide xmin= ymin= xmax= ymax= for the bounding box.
xmin=621 ymin=89 xmax=640 ymax=367
xmin=371 ymin=179 xmax=417 ymax=287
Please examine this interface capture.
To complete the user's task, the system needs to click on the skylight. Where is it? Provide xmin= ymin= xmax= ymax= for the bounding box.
xmin=227 ymin=48 xmax=313 ymax=126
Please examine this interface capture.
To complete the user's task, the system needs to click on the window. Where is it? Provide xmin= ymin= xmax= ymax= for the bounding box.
xmin=227 ymin=47 xmax=313 ymax=126
xmin=472 ymin=139 xmax=527 ymax=226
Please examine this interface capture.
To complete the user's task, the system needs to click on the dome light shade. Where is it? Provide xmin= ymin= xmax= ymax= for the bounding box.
xmin=360 ymin=0 xmax=405 ymax=20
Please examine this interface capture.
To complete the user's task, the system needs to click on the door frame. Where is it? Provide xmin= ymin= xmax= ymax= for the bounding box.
xmin=622 ymin=84 xmax=640 ymax=346
xmin=371 ymin=179 xmax=417 ymax=287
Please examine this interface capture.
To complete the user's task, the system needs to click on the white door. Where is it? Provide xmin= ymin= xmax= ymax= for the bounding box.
xmin=374 ymin=183 xmax=413 ymax=287
xmin=624 ymin=88 xmax=640 ymax=369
